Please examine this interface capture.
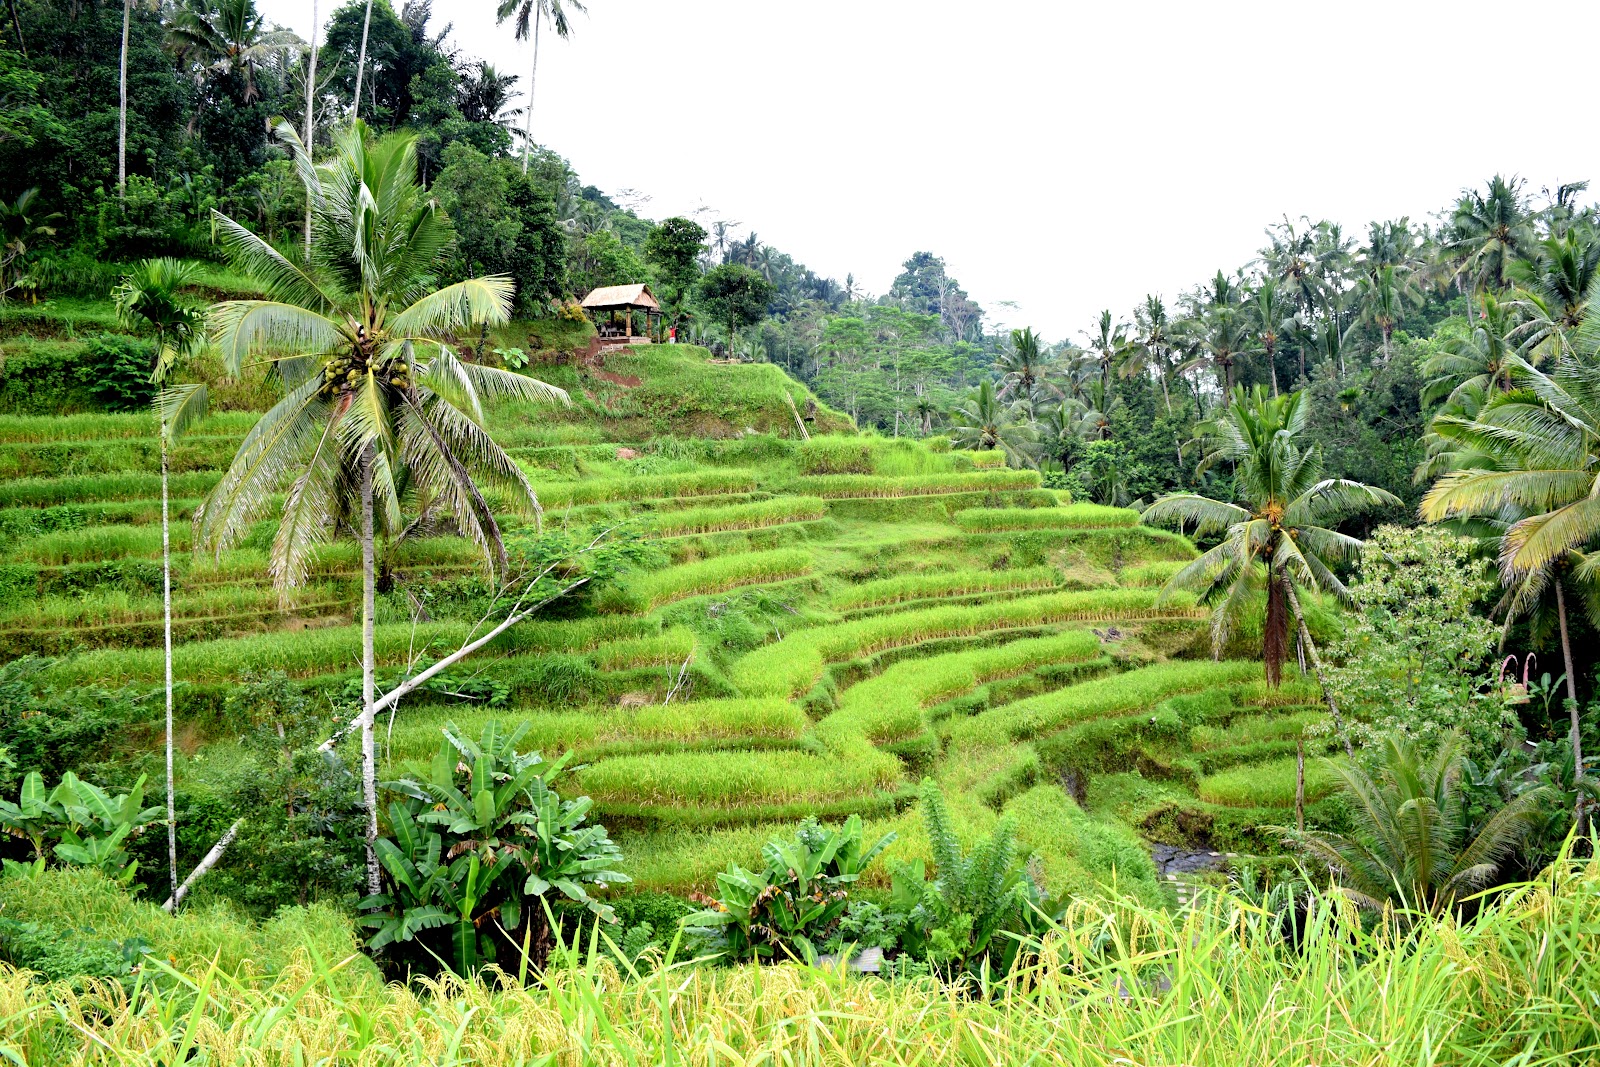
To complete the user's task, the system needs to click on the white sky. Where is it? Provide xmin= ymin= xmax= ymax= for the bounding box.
xmin=261 ymin=0 xmax=1600 ymax=342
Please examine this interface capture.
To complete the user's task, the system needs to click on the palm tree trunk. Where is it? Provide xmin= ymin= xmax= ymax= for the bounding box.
xmin=161 ymin=430 xmax=178 ymax=904
xmin=303 ymin=0 xmax=318 ymax=261
xmin=360 ymin=445 xmax=381 ymax=897
xmin=1267 ymin=345 xmax=1279 ymax=397
xmin=1555 ymin=580 xmax=1585 ymax=825
xmin=521 ymin=13 xmax=542 ymax=175
xmin=1286 ymin=583 xmax=1355 ymax=759
xmin=118 ymin=0 xmax=130 ymax=197
xmin=6 ymin=0 xmax=24 ymax=57
xmin=1264 ymin=569 xmax=1287 ymax=687
xmin=352 ymin=0 xmax=373 ymax=119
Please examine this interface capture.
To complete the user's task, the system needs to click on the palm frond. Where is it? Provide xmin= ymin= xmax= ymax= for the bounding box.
xmin=390 ymin=277 xmax=515 ymax=336
xmin=1141 ymin=494 xmax=1248 ymax=537
xmin=155 ymin=383 xmax=210 ymax=440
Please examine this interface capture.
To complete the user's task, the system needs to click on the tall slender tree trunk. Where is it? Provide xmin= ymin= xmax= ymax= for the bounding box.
xmin=360 ymin=446 xmax=380 ymax=897
xmin=1555 ymin=579 xmax=1585 ymax=828
xmin=1267 ymin=344 xmax=1279 ymax=396
xmin=161 ymin=430 xmax=177 ymax=903
xmin=352 ymin=0 xmax=373 ymax=119
xmin=1286 ymin=583 xmax=1355 ymax=759
xmin=6 ymin=0 xmax=24 ymax=57
xmin=1264 ymin=569 xmax=1287 ymax=687
xmin=303 ymin=0 xmax=318 ymax=261
xmin=521 ymin=13 xmax=542 ymax=175
xmin=118 ymin=0 xmax=130 ymax=197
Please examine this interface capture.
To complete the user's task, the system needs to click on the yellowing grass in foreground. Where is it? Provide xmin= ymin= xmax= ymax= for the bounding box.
xmin=3 ymin=858 xmax=1597 ymax=1065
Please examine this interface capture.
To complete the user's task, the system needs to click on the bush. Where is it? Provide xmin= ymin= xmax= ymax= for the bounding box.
xmin=74 ymin=334 xmax=156 ymax=411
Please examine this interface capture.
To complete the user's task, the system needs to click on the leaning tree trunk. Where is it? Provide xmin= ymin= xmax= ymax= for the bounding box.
xmin=6 ymin=0 xmax=24 ymax=57
xmin=352 ymin=0 xmax=373 ymax=119
xmin=118 ymin=0 xmax=130 ymax=197
xmin=1285 ymin=582 xmax=1355 ymax=759
xmin=521 ymin=13 xmax=542 ymax=175
xmin=1555 ymin=579 xmax=1586 ymax=829
xmin=160 ymin=429 xmax=178 ymax=903
xmin=360 ymin=446 xmax=381 ymax=897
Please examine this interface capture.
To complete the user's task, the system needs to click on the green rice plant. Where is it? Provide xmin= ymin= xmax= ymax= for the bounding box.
xmin=791 ymin=469 xmax=1041 ymax=499
xmin=1001 ymin=784 xmax=1162 ymax=904
xmin=16 ymin=524 xmax=180 ymax=565
xmin=389 ymin=698 xmax=809 ymax=763
xmin=947 ymin=659 xmax=1265 ymax=748
xmin=1190 ymin=710 xmax=1327 ymax=751
xmin=952 ymin=504 xmax=1140 ymax=532
xmin=0 ymin=582 xmax=350 ymax=631
xmin=638 ymin=497 xmax=826 ymax=537
xmin=733 ymin=588 xmax=1200 ymax=699
xmin=831 ymin=566 xmax=1059 ymax=611
xmin=5 ymin=858 xmax=1600 ymax=1063
xmin=1197 ymin=753 xmax=1344 ymax=807
xmin=796 ymin=435 xmax=874 ymax=474
xmin=0 ymin=470 xmax=220 ymax=507
xmin=969 ymin=450 xmax=1007 ymax=469
xmin=529 ymin=470 xmax=760 ymax=508
xmin=0 ymin=498 xmax=207 ymax=545
xmin=602 ymin=549 xmax=813 ymax=613
xmin=816 ymin=631 xmax=1103 ymax=752
xmin=0 ymin=435 xmax=242 ymax=480
xmin=40 ymin=616 xmax=657 ymax=687
xmin=574 ymin=745 xmax=903 ymax=818
xmin=588 ymin=627 xmax=698 ymax=671
xmin=1120 ymin=560 xmax=1189 ymax=587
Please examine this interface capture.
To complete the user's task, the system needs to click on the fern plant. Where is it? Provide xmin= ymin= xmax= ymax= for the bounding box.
xmin=892 ymin=779 xmax=1045 ymax=974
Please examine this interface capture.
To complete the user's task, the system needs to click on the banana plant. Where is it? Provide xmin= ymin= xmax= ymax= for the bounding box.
xmin=0 ymin=771 xmax=63 ymax=860
xmin=360 ymin=720 xmax=629 ymax=976
xmin=49 ymin=773 xmax=163 ymax=884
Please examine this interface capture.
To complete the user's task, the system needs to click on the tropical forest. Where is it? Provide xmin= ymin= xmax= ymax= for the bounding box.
xmin=0 ymin=0 xmax=1598 ymax=1062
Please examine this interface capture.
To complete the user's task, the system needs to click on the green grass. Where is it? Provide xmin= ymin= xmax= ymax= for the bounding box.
xmin=1120 ymin=559 xmax=1189 ymax=587
xmin=14 ymin=523 xmax=182 ymax=564
xmin=732 ymin=588 xmax=1202 ymax=699
xmin=601 ymin=549 xmax=814 ymax=612
xmin=790 ymin=469 xmax=1041 ymax=498
xmin=0 ymin=411 xmax=258 ymax=443
xmin=1190 ymin=710 xmax=1327 ymax=750
xmin=636 ymin=496 xmax=827 ymax=537
xmin=830 ymin=566 xmax=1059 ymax=611
xmin=1003 ymin=784 xmax=1162 ymax=903
xmin=952 ymin=504 xmax=1140 ymax=531
xmin=1197 ymin=753 xmax=1344 ymax=807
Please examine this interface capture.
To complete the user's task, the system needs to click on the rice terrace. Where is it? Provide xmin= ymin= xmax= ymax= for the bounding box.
xmin=1 ymin=0 xmax=1599 ymax=1063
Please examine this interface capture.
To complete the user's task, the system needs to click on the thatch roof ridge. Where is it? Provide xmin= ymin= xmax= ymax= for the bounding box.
xmin=581 ymin=283 xmax=660 ymax=309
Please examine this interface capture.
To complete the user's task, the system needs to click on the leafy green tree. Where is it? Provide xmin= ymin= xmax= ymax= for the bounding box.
xmin=0 ymin=187 xmax=57 ymax=301
xmin=1289 ymin=734 xmax=1549 ymax=917
xmin=696 ymin=263 xmax=773 ymax=355
xmin=320 ymin=0 xmax=443 ymax=127
xmin=164 ymin=0 xmax=299 ymax=101
xmin=643 ymin=216 xmax=706 ymax=324
xmin=1324 ymin=526 xmax=1514 ymax=760
xmin=1143 ymin=387 xmax=1399 ymax=700
xmin=197 ymin=120 xmax=569 ymax=896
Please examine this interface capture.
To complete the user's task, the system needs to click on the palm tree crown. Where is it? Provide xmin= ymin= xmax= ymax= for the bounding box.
xmin=197 ymin=119 xmax=568 ymax=591
xmin=948 ymin=378 xmax=1036 ymax=467
xmin=1142 ymin=386 xmax=1399 ymax=685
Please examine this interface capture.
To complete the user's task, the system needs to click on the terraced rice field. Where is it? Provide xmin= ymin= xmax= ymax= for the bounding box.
xmin=2 ymin=342 xmax=1340 ymax=905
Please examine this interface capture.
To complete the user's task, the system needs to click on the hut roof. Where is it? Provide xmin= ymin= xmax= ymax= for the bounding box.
xmin=581 ymin=283 xmax=660 ymax=310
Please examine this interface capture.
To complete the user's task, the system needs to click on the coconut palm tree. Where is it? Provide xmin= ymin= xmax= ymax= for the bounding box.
xmin=948 ymin=379 xmax=1036 ymax=467
xmin=1507 ymin=231 xmax=1600 ymax=362
xmin=113 ymin=257 xmax=211 ymax=905
xmin=197 ymin=119 xmax=570 ymax=895
xmin=1082 ymin=309 xmax=1127 ymax=406
xmin=1180 ymin=299 xmax=1250 ymax=397
xmin=1142 ymin=386 xmax=1398 ymax=709
xmin=1122 ymin=294 xmax=1177 ymax=413
xmin=1244 ymin=279 xmax=1291 ymax=395
xmin=1421 ymin=353 xmax=1600 ymax=789
xmin=995 ymin=326 xmax=1051 ymax=408
xmin=493 ymin=0 xmax=586 ymax=174
xmin=164 ymin=0 xmax=300 ymax=101
xmin=1421 ymin=291 xmax=1522 ymax=406
xmin=1446 ymin=175 xmax=1535 ymax=294
xmin=458 ymin=61 xmax=524 ymax=133
xmin=1355 ymin=264 xmax=1422 ymax=362
xmin=1289 ymin=733 xmax=1549 ymax=917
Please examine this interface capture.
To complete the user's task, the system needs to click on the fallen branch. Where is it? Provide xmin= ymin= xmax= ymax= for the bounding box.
xmin=319 ymin=575 xmax=589 ymax=752
xmin=164 ymin=818 xmax=242 ymax=913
